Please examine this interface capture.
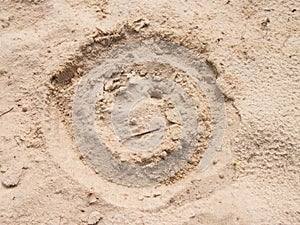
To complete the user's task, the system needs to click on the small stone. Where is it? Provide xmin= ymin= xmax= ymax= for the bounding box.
xmin=22 ymin=165 xmax=29 ymax=170
xmin=174 ymin=75 xmax=182 ymax=83
xmin=0 ymin=165 xmax=8 ymax=173
xmin=153 ymin=192 xmax=161 ymax=197
xmin=88 ymin=193 xmax=97 ymax=205
xmin=76 ymin=68 xmax=84 ymax=76
xmin=167 ymin=102 xmax=175 ymax=109
xmin=88 ymin=211 xmax=102 ymax=225
xmin=139 ymin=69 xmax=147 ymax=76
xmin=165 ymin=109 xmax=181 ymax=124
xmin=86 ymin=46 xmax=92 ymax=53
xmin=219 ymin=174 xmax=225 ymax=179
xmin=153 ymin=76 xmax=162 ymax=82
xmin=104 ymin=78 xmax=122 ymax=92
xmin=234 ymin=137 xmax=239 ymax=143
xmin=22 ymin=107 xmax=28 ymax=112
xmin=130 ymin=17 xmax=150 ymax=32
xmin=148 ymin=88 xmax=162 ymax=99
xmin=0 ymin=70 xmax=7 ymax=76
xmin=2 ymin=165 xmax=23 ymax=188
xmin=160 ymin=151 xmax=167 ymax=159
xmin=170 ymin=126 xmax=181 ymax=141
xmin=129 ymin=118 xmax=137 ymax=125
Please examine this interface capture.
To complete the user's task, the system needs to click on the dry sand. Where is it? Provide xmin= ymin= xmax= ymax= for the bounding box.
xmin=0 ymin=0 xmax=299 ymax=224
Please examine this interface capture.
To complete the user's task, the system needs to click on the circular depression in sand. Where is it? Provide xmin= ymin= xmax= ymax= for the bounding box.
xmin=72 ymin=40 xmax=226 ymax=186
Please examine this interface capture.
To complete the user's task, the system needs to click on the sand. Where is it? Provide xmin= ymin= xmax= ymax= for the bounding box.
xmin=0 ymin=0 xmax=299 ymax=224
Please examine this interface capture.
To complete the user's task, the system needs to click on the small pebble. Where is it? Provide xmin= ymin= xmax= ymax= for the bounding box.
xmin=88 ymin=193 xmax=97 ymax=205
xmin=2 ymin=165 xmax=23 ymax=188
xmin=22 ymin=107 xmax=28 ymax=112
xmin=88 ymin=211 xmax=102 ymax=225
xmin=0 ymin=165 xmax=8 ymax=173
xmin=76 ymin=68 xmax=84 ymax=76
xmin=139 ymin=69 xmax=147 ymax=76
xmin=153 ymin=192 xmax=161 ymax=197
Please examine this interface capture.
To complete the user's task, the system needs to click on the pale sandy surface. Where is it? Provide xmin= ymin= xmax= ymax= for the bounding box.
xmin=0 ymin=0 xmax=299 ymax=224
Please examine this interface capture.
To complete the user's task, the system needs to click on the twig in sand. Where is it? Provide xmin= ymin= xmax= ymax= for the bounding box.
xmin=0 ymin=107 xmax=14 ymax=118
xmin=121 ymin=127 xmax=161 ymax=142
